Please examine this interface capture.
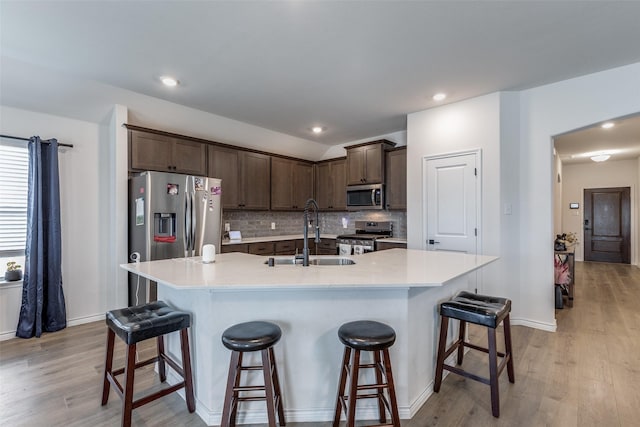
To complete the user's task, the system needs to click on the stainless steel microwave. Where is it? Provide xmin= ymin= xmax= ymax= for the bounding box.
xmin=346 ymin=184 xmax=384 ymax=210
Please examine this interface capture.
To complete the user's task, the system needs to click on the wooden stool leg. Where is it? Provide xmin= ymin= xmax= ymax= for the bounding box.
xmin=503 ymin=315 xmax=515 ymax=383
xmin=157 ymin=335 xmax=167 ymax=382
xmin=373 ymin=350 xmax=386 ymax=424
xmin=101 ymin=329 xmax=115 ymax=405
xmin=333 ymin=347 xmax=351 ymax=427
xmin=457 ymin=320 xmax=467 ymax=365
xmin=262 ymin=349 xmax=278 ymax=427
xmin=180 ymin=328 xmax=196 ymax=412
xmin=382 ymin=349 xmax=401 ymax=427
xmin=221 ymin=351 xmax=241 ymax=427
xmin=122 ymin=343 xmax=137 ymax=427
xmin=268 ymin=347 xmax=286 ymax=426
xmin=487 ymin=327 xmax=500 ymax=418
xmin=433 ymin=316 xmax=449 ymax=392
xmin=346 ymin=349 xmax=361 ymax=427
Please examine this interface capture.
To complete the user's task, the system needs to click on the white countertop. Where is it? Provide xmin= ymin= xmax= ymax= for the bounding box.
xmin=121 ymin=249 xmax=497 ymax=290
xmin=222 ymin=234 xmax=339 ymax=245
xmin=379 ymin=238 xmax=407 ymax=244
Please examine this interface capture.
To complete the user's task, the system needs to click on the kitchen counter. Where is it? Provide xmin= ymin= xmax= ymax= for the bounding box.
xmin=379 ymin=237 xmax=407 ymax=244
xmin=222 ymin=234 xmax=339 ymax=245
xmin=121 ymin=249 xmax=497 ymax=426
xmin=123 ymin=249 xmax=495 ymax=290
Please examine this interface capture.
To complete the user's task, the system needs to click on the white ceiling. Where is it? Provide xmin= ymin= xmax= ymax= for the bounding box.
xmin=2 ymin=1 xmax=640 ymax=150
xmin=554 ymin=113 xmax=640 ymax=165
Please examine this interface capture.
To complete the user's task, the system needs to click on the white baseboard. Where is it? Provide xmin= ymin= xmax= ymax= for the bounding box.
xmin=510 ymin=316 xmax=557 ymax=332
xmin=0 ymin=312 xmax=104 ymax=341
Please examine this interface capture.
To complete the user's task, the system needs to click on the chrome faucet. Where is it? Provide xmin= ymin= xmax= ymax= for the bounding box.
xmin=299 ymin=198 xmax=321 ymax=266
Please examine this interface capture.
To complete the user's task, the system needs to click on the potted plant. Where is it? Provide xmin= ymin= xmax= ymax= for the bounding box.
xmin=5 ymin=261 xmax=23 ymax=281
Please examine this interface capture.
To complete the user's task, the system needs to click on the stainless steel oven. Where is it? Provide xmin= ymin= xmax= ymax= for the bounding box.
xmin=336 ymin=221 xmax=393 ymax=255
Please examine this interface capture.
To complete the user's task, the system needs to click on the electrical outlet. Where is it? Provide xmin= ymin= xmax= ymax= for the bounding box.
xmin=271 ymin=222 xmax=276 ymax=230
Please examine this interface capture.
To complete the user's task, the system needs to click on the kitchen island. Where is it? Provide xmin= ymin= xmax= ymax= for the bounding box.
xmin=121 ymin=248 xmax=497 ymax=426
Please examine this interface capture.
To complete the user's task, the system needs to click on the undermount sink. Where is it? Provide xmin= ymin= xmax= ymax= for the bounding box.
xmin=265 ymin=257 xmax=356 ymax=266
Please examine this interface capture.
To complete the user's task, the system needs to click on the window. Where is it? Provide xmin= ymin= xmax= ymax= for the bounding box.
xmin=0 ymin=138 xmax=29 ymax=257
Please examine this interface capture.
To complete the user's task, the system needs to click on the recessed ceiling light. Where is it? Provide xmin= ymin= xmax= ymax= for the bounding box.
xmin=312 ymin=126 xmax=323 ymax=134
xmin=590 ymin=154 xmax=610 ymax=162
xmin=601 ymin=122 xmax=615 ymax=129
xmin=161 ymin=76 xmax=179 ymax=87
xmin=432 ymin=93 xmax=447 ymax=101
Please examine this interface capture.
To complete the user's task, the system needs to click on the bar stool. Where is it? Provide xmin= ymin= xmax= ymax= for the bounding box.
xmin=220 ymin=321 xmax=285 ymax=427
xmin=333 ymin=320 xmax=400 ymax=427
xmin=433 ymin=291 xmax=514 ymax=418
xmin=101 ymin=301 xmax=195 ymax=427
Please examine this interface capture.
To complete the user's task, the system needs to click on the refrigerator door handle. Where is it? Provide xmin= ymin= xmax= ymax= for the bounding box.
xmin=184 ymin=188 xmax=191 ymax=256
xmin=190 ymin=189 xmax=197 ymax=253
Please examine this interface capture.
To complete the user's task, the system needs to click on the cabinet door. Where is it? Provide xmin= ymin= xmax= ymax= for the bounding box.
xmin=292 ymin=162 xmax=313 ymax=209
xmin=130 ymin=131 xmax=174 ymax=172
xmin=386 ymin=149 xmax=407 ymax=210
xmin=241 ymin=152 xmax=271 ymax=210
xmin=248 ymin=242 xmax=274 ymax=255
xmin=315 ymin=159 xmax=347 ymax=210
xmin=173 ymin=139 xmax=207 ymax=175
xmin=315 ymin=163 xmax=332 ymax=209
xmin=208 ymin=146 xmax=240 ymax=209
xmin=271 ymin=157 xmax=294 ymax=210
xmin=330 ymin=158 xmax=347 ymax=210
xmin=347 ymin=147 xmax=365 ymax=185
xmin=364 ymin=144 xmax=384 ymax=183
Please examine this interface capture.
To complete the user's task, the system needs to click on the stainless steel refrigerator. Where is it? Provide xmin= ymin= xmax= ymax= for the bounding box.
xmin=128 ymin=171 xmax=222 ymax=305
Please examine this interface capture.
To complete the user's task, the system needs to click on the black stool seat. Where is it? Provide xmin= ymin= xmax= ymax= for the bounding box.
xmin=222 ymin=321 xmax=282 ymax=352
xmin=338 ymin=320 xmax=396 ymax=351
xmin=440 ymin=291 xmax=511 ymax=328
xmin=102 ymin=301 xmax=195 ymax=427
xmin=333 ymin=320 xmax=401 ymax=427
xmin=434 ymin=290 xmax=514 ymax=418
xmin=220 ymin=321 xmax=285 ymax=427
xmin=106 ymin=301 xmax=191 ymax=345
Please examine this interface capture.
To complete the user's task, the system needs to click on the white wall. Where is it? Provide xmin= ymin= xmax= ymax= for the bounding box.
xmin=561 ymin=159 xmax=637 ymax=262
xmin=406 ymin=93 xmax=519 ymax=300
xmin=407 ymin=61 xmax=640 ymax=332
xmin=553 ymin=151 xmax=563 ymax=237
xmin=518 ymin=62 xmax=640 ymax=329
xmin=0 ymin=106 xmax=108 ymax=338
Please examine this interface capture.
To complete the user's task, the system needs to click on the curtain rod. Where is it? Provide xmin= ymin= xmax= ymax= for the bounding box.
xmin=0 ymin=134 xmax=74 ymax=148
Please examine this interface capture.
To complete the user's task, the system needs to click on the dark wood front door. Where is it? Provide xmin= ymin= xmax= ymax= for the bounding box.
xmin=584 ymin=187 xmax=631 ymax=263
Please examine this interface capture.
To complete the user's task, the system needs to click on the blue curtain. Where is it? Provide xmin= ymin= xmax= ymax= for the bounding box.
xmin=16 ymin=136 xmax=67 ymax=338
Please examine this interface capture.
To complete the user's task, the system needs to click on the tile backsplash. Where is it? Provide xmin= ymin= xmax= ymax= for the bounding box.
xmin=223 ymin=210 xmax=407 ymax=239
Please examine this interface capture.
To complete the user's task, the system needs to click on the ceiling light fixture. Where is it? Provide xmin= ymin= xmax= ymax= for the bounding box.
xmin=312 ymin=126 xmax=323 ymax=134
xmin=161 ymin=76 xmax=179 ymax=87
xmin=432 ymin=93 xmax=447 ymax=101
xmin=601 ymin=122 xmax=615 ymax=129
xmin=590 ymin=153 xmax=611 ymax=162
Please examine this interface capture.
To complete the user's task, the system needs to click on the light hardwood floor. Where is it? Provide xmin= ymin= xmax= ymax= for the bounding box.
xmin=1 ymin=261 xmax=638 ymax=426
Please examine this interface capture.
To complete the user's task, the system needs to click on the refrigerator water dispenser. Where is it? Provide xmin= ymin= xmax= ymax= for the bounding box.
xmin=153 ymin=213 xmax=176 ymax=242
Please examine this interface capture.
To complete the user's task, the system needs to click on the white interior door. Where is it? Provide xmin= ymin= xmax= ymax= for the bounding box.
xmin=424 ymin=152 xmax=479 ymax=254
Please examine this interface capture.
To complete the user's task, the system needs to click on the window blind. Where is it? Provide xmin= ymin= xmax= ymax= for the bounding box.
xmin=0 ymin=140 xmax=29 ymax=256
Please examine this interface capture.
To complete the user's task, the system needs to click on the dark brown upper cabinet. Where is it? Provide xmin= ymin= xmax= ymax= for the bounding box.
xmin=315 ymin=158 xmax=347 ymax=211
xmin=271 ymin=157 xmax=314 ymax=210
xmin=346 ymin=140 xmax=395 ymax=185
xmin=385 ymin=147 xmax=407 ymax=210
xmin=208 ymin=145 xmax=271 ymax=210
xmin=129 ymin=129 xmax=206 ymax=175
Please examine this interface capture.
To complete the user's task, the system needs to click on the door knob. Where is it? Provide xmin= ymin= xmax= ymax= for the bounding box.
xmin=428 ymin=239 xmax=440 ymax=245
